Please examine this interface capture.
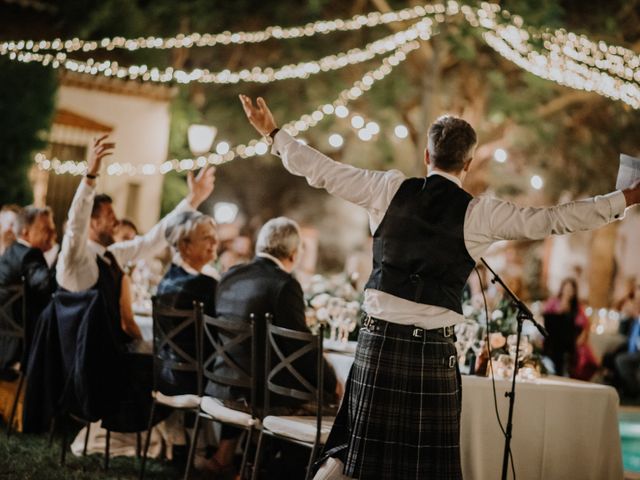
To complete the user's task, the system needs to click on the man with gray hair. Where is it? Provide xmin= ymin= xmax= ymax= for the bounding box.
xmin=0 ymin=206 xmax=56 ymax=372
xmin=204 ymin=216 xmax=338 ymax=477
xmin=240 ymin=95 xmax=640 ymax=480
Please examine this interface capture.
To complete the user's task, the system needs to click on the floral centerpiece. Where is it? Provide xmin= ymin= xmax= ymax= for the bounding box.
xmin=303 ymin=273 xmax=363 ymax=343
xmin=459 ymin=290 xmax=545 ymax=379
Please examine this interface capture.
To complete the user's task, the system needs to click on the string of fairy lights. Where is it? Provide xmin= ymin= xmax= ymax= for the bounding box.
xmin=2 ymin=19 xmax=432 ymax=84
xmin=2 ymin=0 xmax=636 ymax=175
xmin=459 ymin=3 xmax=640 ymax=109
xmin=1 ymin=3 xmax=444 ymax=53
xmin=34 ymin=41 xmax=422 ymax=176
xmin=3 ymin=1 xmax=638 ymax=90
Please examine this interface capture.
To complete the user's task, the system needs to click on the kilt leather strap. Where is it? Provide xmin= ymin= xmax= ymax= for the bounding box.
xmin=363 ymin=315 xmax=455 ymax=339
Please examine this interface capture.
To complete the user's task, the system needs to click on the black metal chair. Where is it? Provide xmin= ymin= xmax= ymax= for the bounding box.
xmin=251 ymin=314 xmax=332 ymax=480
xmin=139 ymin=297 xmax=204 ymax=480
xmin=187 ymin=312 xmax=259 ymax=480
xmin=0 ymin=281 xmax=26 ymax=436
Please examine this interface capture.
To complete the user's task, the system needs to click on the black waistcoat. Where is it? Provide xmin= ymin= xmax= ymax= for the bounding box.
xmin=96 ymin=254 xmax=128 ymax=345
xmin=364 ymin=175 xmax=475 ymax=314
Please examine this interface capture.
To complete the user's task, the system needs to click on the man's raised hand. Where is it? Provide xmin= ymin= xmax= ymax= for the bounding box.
xmin=85 ymin=134 xmax=115 ymax=183
xmin=187 ymin=165 xmax=216 ymax=208
xmin=239 ymin=95 xmax=278 ymax=137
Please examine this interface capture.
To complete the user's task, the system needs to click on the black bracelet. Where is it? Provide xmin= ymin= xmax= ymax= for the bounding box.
xmin=86 ymin=173 xmax=98 ymax=179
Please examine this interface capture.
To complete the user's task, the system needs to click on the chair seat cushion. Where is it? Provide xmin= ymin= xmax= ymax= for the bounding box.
xmin=153 ymin=391 xmax=201 ymax=409
xmin=262 ymin=415 xmax=334 ymax=444
xmin=200 ymin=397 xmax=259 ymax=428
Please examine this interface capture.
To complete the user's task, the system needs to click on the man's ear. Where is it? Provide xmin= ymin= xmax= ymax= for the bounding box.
xmin=463 ymin=157 xmax=473 ymax=173
xmin=424 ymin=149 xmax=431 ymax=169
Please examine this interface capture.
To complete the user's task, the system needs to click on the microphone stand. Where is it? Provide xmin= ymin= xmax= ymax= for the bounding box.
xmin=480 ymin=258 xmax=548 ymax=480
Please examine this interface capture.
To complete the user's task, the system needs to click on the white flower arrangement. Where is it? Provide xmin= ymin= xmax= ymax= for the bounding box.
xmin=304 ymin=273 xmax=363 ymax=341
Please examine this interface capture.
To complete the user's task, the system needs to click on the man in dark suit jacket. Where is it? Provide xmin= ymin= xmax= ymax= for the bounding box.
xmin=0 ymin=206 xmax=56 ymax=372
xmin=204 ymin=216 xmax=338 ymax=475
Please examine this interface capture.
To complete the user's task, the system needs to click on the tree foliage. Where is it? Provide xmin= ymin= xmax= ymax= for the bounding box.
xmin=0 ymin=58 xmax=56 ymax=205
xmin=1 ymin=0 xmax=639 ymax=251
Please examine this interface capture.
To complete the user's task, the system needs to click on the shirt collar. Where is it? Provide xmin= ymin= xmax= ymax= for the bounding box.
xmin=428 ymin=169 xmax=462 ymax=187
xmin=17 ymin=238 xmax=32 ymax=248
xmin=257 ymin=252 xmax=287 ymax=271
xmin=88 ymin=239 xmax=107 ymax=259
xmin=173 ymin=253 xmax=201 ymax=276
xmin=172 ymin=253 xmax=220 ymax=279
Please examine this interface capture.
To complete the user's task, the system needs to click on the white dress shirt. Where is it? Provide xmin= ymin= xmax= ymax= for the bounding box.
xmin=272 ymin=130 xmax=628 ymax=329
xmin=16 ymin=238 xmax=32 ymax=248
xmin=256 ymin=252 xmax=287 ymax=271
xmin=171 ymin=252 xmax=220 ymax=280
xmin=56 ymin=181 xmax=194 ymax=292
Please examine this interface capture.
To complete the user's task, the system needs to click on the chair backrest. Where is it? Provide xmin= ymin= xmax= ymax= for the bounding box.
xmin=264 ymin=313 xmax=325 ymax=414
xmin=0 ymin=281 xmax=26 ymax=340
xmin=151 ymin=295 xmax=203 ymax=395
xmin=202 ymin=313 xmax=258 ymax=414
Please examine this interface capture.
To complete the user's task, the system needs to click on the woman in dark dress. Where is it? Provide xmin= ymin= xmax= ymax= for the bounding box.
xmin=543 ymin=278 xmax=596 ymax=379
xmin=156 ymin=210 xmax=219 ymax=395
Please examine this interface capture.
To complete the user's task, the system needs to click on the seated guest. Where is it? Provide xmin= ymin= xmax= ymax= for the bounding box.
xmin=155 ymin=210 xmax=219 ymax=395
xmin=0 ymin=204 xmax=20 ymax=256
xmin=0 ymin=206 xmax=56 ymax=371
xmin=114 ymin=218 xmax=138 ymax=243
xmin=56 ymin=135 xmax=215 ymax=345
xmin=614 ymin=276 xmax=637 ymax=320
xmin=614 ymin=280 xmax=640 ymax=399
xmin=112 ymin=218 xmax=140 ymax=343
xmin=204 ymin=217 xmax=338 ymax=475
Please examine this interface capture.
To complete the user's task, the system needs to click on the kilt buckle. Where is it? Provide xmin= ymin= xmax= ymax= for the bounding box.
xmin=412 ymin=328 xmax=423 ymax=338
xmin=363 ymin=315 xmax=373 ymax=329
xmin=443 ymin=325 xmax=454 ymax=338
xmin=449 ymin=355 xmax=456 ymax=368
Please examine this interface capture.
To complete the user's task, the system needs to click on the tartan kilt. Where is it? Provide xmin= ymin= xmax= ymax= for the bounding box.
xmin=323 ymin=322 xmax=462 ymax=480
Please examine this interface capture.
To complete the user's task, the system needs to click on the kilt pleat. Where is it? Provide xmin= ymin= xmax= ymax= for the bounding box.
xmin=338 ymin=324 xmax=462 ymax=480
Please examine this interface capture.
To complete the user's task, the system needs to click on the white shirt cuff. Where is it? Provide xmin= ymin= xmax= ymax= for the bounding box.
xmin=78 ymin=179 xmax=97 ymax=196
xmin=176 ymin=198 xmax=196 ymax=213
xmin=605 ymin=190 xmax=627 ymax=219
xmin=271 ymin=130 xmax=296 ymax=156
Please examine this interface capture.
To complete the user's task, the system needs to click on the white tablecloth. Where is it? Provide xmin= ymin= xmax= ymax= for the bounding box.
xmin=326 ymin=354 xmax=623 ymax=480
xmin=460 ymin=375 xmax=622 ymax=480
xmin=134 ymin=314 xmax=153 ymax=342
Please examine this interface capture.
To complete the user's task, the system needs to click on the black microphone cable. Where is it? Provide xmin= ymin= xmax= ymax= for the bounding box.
xmin=474 ymin=266 xmax=516 ymax=480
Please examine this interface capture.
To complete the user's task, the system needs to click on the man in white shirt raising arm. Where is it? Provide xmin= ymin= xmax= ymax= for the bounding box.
xmin=239 ymin=95 xmax=640 ymax=480
xmin=56 ymin=135 xmax=215 ymax=343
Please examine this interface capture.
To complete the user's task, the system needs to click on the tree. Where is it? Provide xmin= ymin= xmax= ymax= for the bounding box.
xmin=1 ymin=0 xmax=638 ymax=273
xmin=0 ymin=58 xmax=56 ymax=205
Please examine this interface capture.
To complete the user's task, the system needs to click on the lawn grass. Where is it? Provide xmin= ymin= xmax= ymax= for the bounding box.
xmin=0 ymin=427 xmax=181 ymax=480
